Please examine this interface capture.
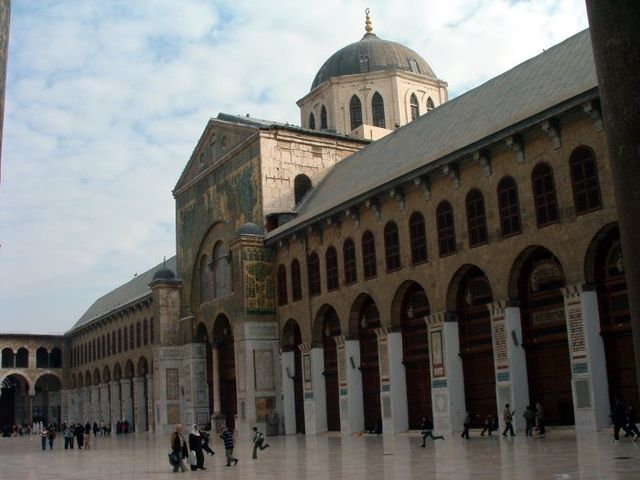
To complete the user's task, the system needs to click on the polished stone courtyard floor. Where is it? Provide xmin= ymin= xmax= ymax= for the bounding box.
xmin=1 ymin=429 xmax=638 ymax=479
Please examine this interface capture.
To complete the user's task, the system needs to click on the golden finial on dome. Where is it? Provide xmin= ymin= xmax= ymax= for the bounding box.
xmin=365 ymin=8 xmax=373 ymax=33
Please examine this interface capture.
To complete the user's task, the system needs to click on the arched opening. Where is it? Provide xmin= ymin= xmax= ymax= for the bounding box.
xmin=1 ymin=348 xmax=14 ymax=368
xmin=0 ymin=374 xmax=30 ymax=429
xmin=317 ymin=305 xmax=341 ymax=431
xmin=371 ymin=92 xmax=386 ymax=128
xmin=283 ymin=319 xmax=305 ymax=434
xmin=354 ymin=295 xmax=382 ymax=432
xmin=34 ymin=374 xmax=62 ymax=426
xmin=320 ymin=106 xmax=328 ymax=130
xmin=393 ymin=281 xmax=432 ymax=428
xmin=102 ymin=365 xmax=111 ymax=383
xmin=453 ymin=266 xmax=496 ymax=425
xmin=214 ymin=315 xmax=236 ymax=430
xmin=36 ymin=347 xmax=48 ymax=368
xmin=15 ymin=348 xmax=28 ymax=368
xmin=309 ymin=112 xmax=316 ymax=130
xmin=137 ymin=357 xmax=150 ymax=431
xmin=350 ymin=95 xmax=363 ymax=131
xmin=592 ymin=225 xmax=638 ymax=406
xmin=294 ymin=174 xmax=312 ymax=205
xmin=427 ymin=97 xmax=435 ymax=111
xmin=93 ymin=368 xmax=101 ymax=386
xmin=49 ymin=347 xmax=62 ymax=368
xmin=410 ymin=93 xmax=419 ymax=120
xmin=516 ymin=247 xmax=573 ymax=425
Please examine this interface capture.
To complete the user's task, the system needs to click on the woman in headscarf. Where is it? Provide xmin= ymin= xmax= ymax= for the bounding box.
xmin=188 ymin=424 xmax=205 ymax=470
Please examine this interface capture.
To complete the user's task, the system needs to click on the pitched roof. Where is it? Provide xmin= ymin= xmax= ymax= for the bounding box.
xmin=67 ymin=256 xmax=177 ymax=334
xmin=267 ymin=29 xmax=597 ymax=241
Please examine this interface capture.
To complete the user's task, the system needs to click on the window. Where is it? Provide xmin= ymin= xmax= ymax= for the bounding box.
xmin=143 ymin=319 xmax=149 ymax=345
xmin=436 ymin=201 xmax=456 ymax=256
xmin=384 ymin=221 xmax=401 ymax=272
xmin=102 ymin=335 xmax=106 ymax=358
xmin=277 ymin=265 xmax=288 ymax=306
xmin=320 ymin=106 xmax=328 ymax=129
xmin=294 ymin=174 xmax=312 ymax=205
xmin=466 ymin=189 xmax=488 ymax=247
xmin=118 ymin=329 xmax=122 ymax=353
xmin=111 ymin=331 xmax=116 ymax=354
xmin=532 ymin=163 xmax=559 ymax=226
xmin=410 ymin=93 xmax=419 ymax=121
xmin=150 ymin=318 xmax=154 ymax=344
xmin=199 ymin=255 xmax=210 ymax=303
xmin=409 ymin=212 xmax=428 ymax=264
xmin=136 ymin=322 xmax=141 ymax=348
xmin=309 ymin=112 xmax=316 ymax=130
xmin=570 ymin=146 xmax=602 ymax=214
xmin=362 ymin=231 xmax=377 ymax=279
xmin=409 ymin=58 xmax=420 ymax=74
xmin=129 ymin=325 xmax=134 ymax=350
xmin=307 ymin=252 xmax=321 ymax=296
xmin=359 ymin=55 xmax=370 ymax=73
xmin=123 ymin=328 xmax=128 ymax=352
xmin=372 ymin=92 xmax=385 ymax=128
xmin=326 ymin=247 xmax=339 ymax=291
xmin=291 ymin=260 xmax=302 ymax=301
xmin=350 ymin=95 xmax=363 ymax=131
xmin=92 ymin=340 xmax=96 ymax=362
xmin=427 ymin=97 xmax=435 ymax=111
xmin=343 ymin=238 xmax=357 ymax=285
xmin=497 ymin=176 xmax=522 ymax=237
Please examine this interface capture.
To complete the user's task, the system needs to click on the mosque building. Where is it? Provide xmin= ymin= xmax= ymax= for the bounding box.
xmin=1 ymin=12 xmax=635 ymax=437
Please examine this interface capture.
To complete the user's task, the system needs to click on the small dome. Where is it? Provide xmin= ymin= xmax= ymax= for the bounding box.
xmin=152 ymin=266 xmax=176 ymax=281
xmin=311 ymin=33 xmax=436 ymax=91
xmin=237 ymin=222 xmax=265 ymax=236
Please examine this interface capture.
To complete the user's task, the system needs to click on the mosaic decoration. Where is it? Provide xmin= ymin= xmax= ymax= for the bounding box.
xmin=430 ymin=330 xmax=445 ymax=377
xmin=243 ymin=250 xmax=276 ymax=315
xmin=236 ymin=342 xmax=246 ymax=392
xmin=378 ymin=335 xmax=390 ymax=382
xmin=166 ymin=368 xmax=179 ymax=401
xmin=184 ymin=365 xmax=192 ymax=402
xmin=254 ymin=349 xmax=275 ymax=391
xmin=567 ymin=303 xmax=586 ymax=353
xmin=496 ymin=371 xmax=510 ymax=383
xmin=167 ymin=404 xmax=180 ymax=424
xmin=256 ymin=396 xmax=275 ymax=422
xmin=572 ymin=362 xmax=589 ymax=374
xmin=303 ymin=354 xmax=312 ymax=390
xmin=337 ymin=343 xmax=347 ymax=388
xmin=493 ymin=321 xmax=508 ymax=364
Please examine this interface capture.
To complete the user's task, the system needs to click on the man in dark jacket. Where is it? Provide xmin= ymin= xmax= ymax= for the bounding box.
xmin=74 ymin=423 xmax=84 ymax=449
xmin=612 ymin=397 xmax=628 ymax=442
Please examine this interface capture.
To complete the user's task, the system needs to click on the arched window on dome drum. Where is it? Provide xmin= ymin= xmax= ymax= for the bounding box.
xmin=294 ymin=174 xmax=312 ymax=205
xmin=410 ymin=93 xmax=419 ymax=121
xmin=384 ymin=221 xmax=401 ymax=272
xmin=372 ymin=92 xmax=386 ymax=128
xmin=307 ymin=252 xmax=321 ymax=296
xmin=532 ymin=163 xmax=559 ymax=227
xmin=570 ymin=146 xmax=602 ymax=214
xmin=497 ymin=176 xmax=522 ymax=237
xmin=409 ymin=58 xmax=420 ymax=74
xmin=291 ymin=259 xmax=302 ymax=301
xmin=309 ymin=112 xmax=316 ymax=130
xmin=320 ymin=106 xmax=328 ymax=129
xmin=350 ymin=95 xmax=363 ymax=131
xmin=427 ymin=97 xmax=435 ymax=111
xmin=343 ymin=238 xmax=357 ymax=285
xmin=409 ymin=212 xmax=427 ymax=265
xmin=436 ymin=201 xmax=456 ymax=256
xmin=466 ymin=189 xmax=488 ymax=247
xmin=277 ymin=265 xmax=288 ymax=306
xmin=359 ymin=55 xmax=370 ymax=73
xmin=362 ymin=231 xmax=377 ymax=279
xmin=326 ymin=246 xmax=339 ymax=291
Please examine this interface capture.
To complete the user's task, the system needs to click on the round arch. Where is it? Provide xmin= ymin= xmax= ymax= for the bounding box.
xmin=0 ymin=373 xmax=31 ymax=428
xmin=190 ymin=221 xmax=231 ymax=307
xmin=70 ymin=373 xmax=77 ymax=389
xmin=113 ymin=363 xmax=123 ymax=381
xmin=84 ymin=371 xmax=92 ymax=387
xmin=137 ymin=356 xmax=149 ymax=377
xmin=390 ymin=279 xmax=429 ymax=329
xmin=124 ymin=360 xmax=135 ymax=379
xmin=195 ymin=322 xmax=209 ymax=343
xmin=282 ymin=319 xmax=302 ymax=351
xmin=348 ymin=293 xmax=380 ymax=338
xmin=93 ymin=368 xmax=101 ymax=385
xmin=584 ymin=222 xmax=619 ymax=284
xmin=102 ymin=365 xmax=111 ymax=383
xmin=213 ymin=313 xmax=236 ymax=430
xmin=312 ymin=304 xmax=341 ymax=345
xmin=282 ymin=318 xmax=306 ymax=434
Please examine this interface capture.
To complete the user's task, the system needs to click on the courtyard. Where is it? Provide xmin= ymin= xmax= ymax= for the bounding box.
xmin=0 ymin=429 xmax=637 ymax=479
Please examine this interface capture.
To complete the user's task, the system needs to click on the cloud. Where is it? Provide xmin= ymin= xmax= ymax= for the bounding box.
xmin=0 ymin=0 xmax=588 ymax=333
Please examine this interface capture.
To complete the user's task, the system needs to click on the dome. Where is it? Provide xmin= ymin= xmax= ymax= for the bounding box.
xmin=152 ymin=266 xmax=176 ymax=281
xmin=311 ymin=32 xmax=436 ymax=91
xmin=237 ymin=222 xmax=265 ymax=236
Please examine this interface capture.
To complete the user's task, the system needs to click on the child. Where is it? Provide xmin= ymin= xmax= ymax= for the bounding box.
xmin=252 ymin=426 xmax=270 ymax=459
xmin=420 ymin=417 xmax=444 ymax=446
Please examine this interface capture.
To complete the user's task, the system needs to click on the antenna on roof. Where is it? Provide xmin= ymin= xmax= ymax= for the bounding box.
xmin=163 ymin=256 xmax=167 ymax=267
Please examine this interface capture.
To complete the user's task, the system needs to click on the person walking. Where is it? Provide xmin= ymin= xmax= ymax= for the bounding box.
xmin=611 ymin=397 xmax=627 ymax=443
xmin=84 ymin=422 xmax=92 ymax=450
xmin=170 ymin=424 xmax=188 ymax=473
xmin=200 ymin=429 xmax=215 ymax=456
xmin=523 ymin=405 xmax=535 ymax=436
xmin=252 ymin=426 xmax=270 ymax=459
xmin=480 ymin=414 xmax=496 ymax=437
xmin=63 ymin=424 xmax=74 ymax=450
xmin=74 ymin=423 xmax=84 ymax=449
xmin=220 ymin=427 xmax=238 ymax=466
xmin=188 ymin=424 xmax=205 ymax=470
xmin=461 ymin=412 xmax=473 ymax=439
xmin=47 ymin=425 xmax=56 ymax=449
xmin=420 ymin=417 xmax=444 ymax=446
xmin=626 ymin=405 xmax=639 ymax=440
xmin=535 ymin=402 xmax=546 ymax=438
xmin=502 ymin=404 xmax=516 ymax=437
xmin=40 ymin=426 xmax=48 ymax=451
xmin=93 ymin=422 xmax=99 ymax=437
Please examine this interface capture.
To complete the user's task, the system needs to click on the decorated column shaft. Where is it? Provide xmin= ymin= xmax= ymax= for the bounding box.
xmin=562 ymin=284 xmax=610 ymax=430
xmin=426 ymin=312 xmax=466 ymax=433
xmin=378 ymin=328 xmax=408 ymax=434
xmin=303 ymin=345 xmax=327 ymax=434
xmin=146 ymin=374 xmax=154 ymax=432
xmin=181 ymin=343 xmax=209 ymax=427
xmin=120 ymin=378 xmax=133 ymax=427
xmin=281 ymin=348 xmax=296 ymax=435
xmin=342 ymin=337 xmax=364 ymax=433
xmin=99 ymin=383 xmax=110 ymax=425
xmin=132 ymin=377 xmax=146 ymax=432
xmin=90 ymin=385 xmax=100 ymax=425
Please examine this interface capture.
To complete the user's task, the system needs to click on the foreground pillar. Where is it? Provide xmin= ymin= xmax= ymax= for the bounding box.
xmin=342 ymin=338 xmax=364 ymax=434
xmin=379 ymin=329 xmax=408 ymax=434
xmin=133 ymin=376 xmax=147 ymax=432
xmin=303 ymin=345 xmax=327 ymax=435
xmin=109 ymin=380 xmax=121 ymax=433
xmin=120 ymin=378 xmax=133 ymax=429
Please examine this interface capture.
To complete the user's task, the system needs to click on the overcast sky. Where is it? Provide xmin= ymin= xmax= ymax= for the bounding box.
xmin=0 ymin=0 xmax=589 ymax=334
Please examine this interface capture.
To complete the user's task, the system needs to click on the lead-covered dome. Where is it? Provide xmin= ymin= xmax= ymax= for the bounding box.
xmin=311 ymin=32 xmax=436 ymax=91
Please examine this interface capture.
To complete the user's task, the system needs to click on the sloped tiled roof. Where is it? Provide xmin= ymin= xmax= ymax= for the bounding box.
xmin=67 ymin=256 xmax=177 ymax=334
xmin=267 ymin=29 xmax=597 ymax=241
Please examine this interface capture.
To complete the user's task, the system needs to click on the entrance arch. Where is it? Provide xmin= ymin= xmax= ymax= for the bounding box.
xmin=452 ymin=265 xmax=496 ymax=425
xmin=283 ymin=319 xmax=305 ymax=434
xmin=316 ymin=305 xmax=341 ymax=431
xmin=516 ymin=247 xmax=574 ymax=425
xmin=589 ymin=224 xmax=638 ymax=406
xmin=0 ymin=373 xmax=30 ymax=430
xmin=214 ymin=314 xmax=236 ymax=430
xmin=352 ymin=294 xmax=382 ymax=432
xmin=34 ymin=374 xmax=62 ymax=426
xmin=392 ymin=281 xmax=432 ymax=428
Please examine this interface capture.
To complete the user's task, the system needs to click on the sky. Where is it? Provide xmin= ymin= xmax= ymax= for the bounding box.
xmin=0 ymin=0 xmax=589 ymax=334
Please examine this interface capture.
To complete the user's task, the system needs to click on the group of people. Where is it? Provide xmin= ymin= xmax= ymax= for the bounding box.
xmin=169 ymin=424 xmax=270 ymax=473
xmin=2 ymin=423 xmax=32 ymax=437
xmin=459 ymin=402 xmax=546 ymax=440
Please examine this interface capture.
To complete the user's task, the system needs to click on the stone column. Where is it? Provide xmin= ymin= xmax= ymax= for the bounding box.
xmin=99 ymin=383 xmax=110 ymax=426
xmin=90 ymin=385 xmax=100 ymax=423
xmin=60 ymin=389 xmax=71 ymax=425
xmin=380 ymin=329 xmax=408 ymax=434
xmin=133 ymin=376 xmax=146 ymax=432
xmin=109 ymin=380 xmax=121 ymax=433
xmin=426 ymin=312 xmax=466 ymax=434
xmin=281 ymin=349 xmax=297 ymax=435
xmin=211 ymin=346 xmax=222 ymax=414
xmin=120 ymin=378 xmax=133 ymax=428
xmin=182 ymin=343 xmax=209 ymax=428
xmin=562 ymin=284 xmax=610 ymax=430
xmin=81 ymin=387 xmax=91 ymax=422
xmin=304 ymin=345 xmax=327 ymax=435
xmin=146 ymin=374 xmax=154 ymax=432
xmin=26 ymin=393 xmax=34 ymax=425
xmin=488 ymin=301 xmax=529 ymax=429
xmin=342 ymin=337 xmax=364 ymax=434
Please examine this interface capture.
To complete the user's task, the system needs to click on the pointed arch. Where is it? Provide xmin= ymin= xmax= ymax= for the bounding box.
xmin=350 ymin=95 xmax=363 ymax=131
xmin=410 ymin=93 xmax=419 ymax=120
xmin=371 ymin=92 xmax=385 ymax=128
xmin=320 ymin=105 xmax=328 ymax=129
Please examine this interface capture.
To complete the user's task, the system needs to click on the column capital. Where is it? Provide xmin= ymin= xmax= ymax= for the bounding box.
xmin=561 ymin=283 xmax=593 ymax=299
